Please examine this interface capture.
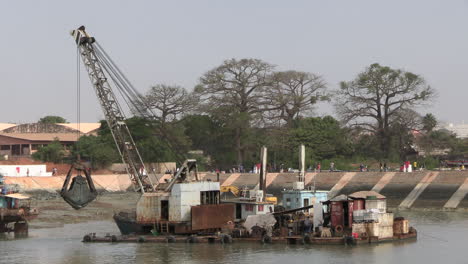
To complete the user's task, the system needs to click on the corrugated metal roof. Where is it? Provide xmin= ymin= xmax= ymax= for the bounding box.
xmin=0 ymin=123 xmax=16 ymax=131
xmin=329 ymin=194 xmax=348 ymax=201
xmin=349 ymin=191 xmax=386 ymax=199
xmin=0 ymin=133 xmax=79 ymax=142
xmin=57 ymin=123 xmax=100 ymax=134
xmin=0 ymin=123 xmax=100 ymax=134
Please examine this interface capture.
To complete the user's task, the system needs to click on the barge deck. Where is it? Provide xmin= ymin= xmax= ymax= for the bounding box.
xmin=83 ymin=230 xmax=417 ymax=245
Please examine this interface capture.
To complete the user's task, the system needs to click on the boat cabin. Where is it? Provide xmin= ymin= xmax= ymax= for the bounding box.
xmin=282 ymin=189 xmax=328 ymax=213
xmin=222 ymin=190 xmax=275 ymax=220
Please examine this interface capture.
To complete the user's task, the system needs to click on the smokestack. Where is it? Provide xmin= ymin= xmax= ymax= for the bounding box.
xmin=300 ymin=144 xmax=305 ymax=182
xmin=259 ymin=146 xmax=267 ymax=192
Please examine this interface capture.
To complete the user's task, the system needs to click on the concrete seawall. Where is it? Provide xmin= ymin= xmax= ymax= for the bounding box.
xmin=5 ymin=171 xmax=468 ymax=209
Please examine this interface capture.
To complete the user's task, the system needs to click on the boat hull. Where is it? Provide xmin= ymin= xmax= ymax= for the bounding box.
xmin=113 ymin=211 xmax=151 ymax=235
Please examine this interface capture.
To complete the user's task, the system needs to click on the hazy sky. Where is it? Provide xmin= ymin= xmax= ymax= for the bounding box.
xmin=1 ymin=0 xmax=467 ymax=124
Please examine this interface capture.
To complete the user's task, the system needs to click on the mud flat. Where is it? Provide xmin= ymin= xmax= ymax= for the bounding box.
xmin=6 ymin=170 xmax=468 ymax=216
xmin=26 ymin=192 xmax=140 ymax=229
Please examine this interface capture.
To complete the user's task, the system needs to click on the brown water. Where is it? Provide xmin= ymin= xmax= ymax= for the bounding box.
xmin=1 ymin=211 xmax=467 ymax=264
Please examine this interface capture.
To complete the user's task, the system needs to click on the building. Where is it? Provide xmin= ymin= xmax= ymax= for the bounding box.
xmin=0 ymin=123 xmax=100 ymax=158
xmin=445 ymin=123 xmax=468 ymax=138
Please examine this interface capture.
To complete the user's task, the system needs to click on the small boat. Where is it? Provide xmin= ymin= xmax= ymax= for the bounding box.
xmin=0 ymin=177 xmax=39 ymax=237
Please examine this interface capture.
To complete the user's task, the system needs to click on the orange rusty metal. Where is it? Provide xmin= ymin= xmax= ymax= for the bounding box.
xmin=191 ymin=204 xmax=235 ymax=231
xmin=330 ymin=201 xmax=343 ymax=228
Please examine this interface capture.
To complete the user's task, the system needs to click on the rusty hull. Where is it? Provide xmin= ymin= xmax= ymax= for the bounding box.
xmin=0 ymin=207 xmax=38 ymax=223
xmin=191 ymin=204 xmax=235 ymax=231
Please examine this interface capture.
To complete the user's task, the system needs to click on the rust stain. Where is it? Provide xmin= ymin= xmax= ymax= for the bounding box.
xmin=191 ymin=204 xmax=235 ymax=230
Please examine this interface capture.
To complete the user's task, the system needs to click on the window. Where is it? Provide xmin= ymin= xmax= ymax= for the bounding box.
xmin=258 ymin=205 xmax=264 ymax=212
xmin=200 ymin=191 xmax=220 ymax=205
xmin=0 ymin=145 xmax=10 ymax=151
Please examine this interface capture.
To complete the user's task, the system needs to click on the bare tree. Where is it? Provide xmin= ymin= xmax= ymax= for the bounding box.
xmin=144 ymin=84 xmax=194 ymax=124
xmin=195 ymin=58 xmax=276 ymax=165
xmin=335 ymin=63 xmax=435 ymax=156
xmin=268 ymin=71 xmax=327 ymax=127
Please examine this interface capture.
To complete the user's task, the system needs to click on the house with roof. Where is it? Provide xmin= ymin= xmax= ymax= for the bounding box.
xmin=0 ymin=123 xmax=100 ymax=158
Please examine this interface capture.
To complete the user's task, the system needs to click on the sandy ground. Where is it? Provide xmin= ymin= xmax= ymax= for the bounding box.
xmin=26 ymin=192 xmax=141 ymax=229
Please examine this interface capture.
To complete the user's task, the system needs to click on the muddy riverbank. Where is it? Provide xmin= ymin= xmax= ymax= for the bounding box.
xmin=26 ymin=192 xmax=140 ymax=229
xmin=6 ymin=171 xmax=468 ymax=210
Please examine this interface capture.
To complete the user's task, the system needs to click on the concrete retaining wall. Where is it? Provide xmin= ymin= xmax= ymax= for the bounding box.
xmin=6 ymin=171 xmax=468 ymax=209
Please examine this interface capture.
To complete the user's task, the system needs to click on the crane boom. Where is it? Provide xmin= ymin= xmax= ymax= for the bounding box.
xmin=71 ymin=26 xmax=154 ymax=193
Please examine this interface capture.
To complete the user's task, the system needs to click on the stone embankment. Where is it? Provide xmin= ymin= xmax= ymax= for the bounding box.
xmin=5 ymin=171 xmax=468 ymax=210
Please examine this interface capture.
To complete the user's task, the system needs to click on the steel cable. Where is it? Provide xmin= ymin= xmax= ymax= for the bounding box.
xmin=91 ymin=42 xmax=188 ymax=166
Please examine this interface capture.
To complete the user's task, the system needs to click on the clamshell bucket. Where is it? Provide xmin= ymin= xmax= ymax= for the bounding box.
xmin=60 ymin=162 xmax=98 ymax=210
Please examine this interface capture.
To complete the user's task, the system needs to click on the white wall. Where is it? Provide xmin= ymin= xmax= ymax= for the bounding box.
xmin=241 ymin=203 xmax=274 ymax=220
xmin=0 ymin=165 xmax=51 ymax=177
xmin=169 ymin=181 xmax=220 ymax=222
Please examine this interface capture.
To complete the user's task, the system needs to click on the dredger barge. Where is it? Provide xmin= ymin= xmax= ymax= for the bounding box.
xmin=83 ymin=188 xmax=417 ymax=246
xmin=68 ymin=26 xmax=416 ymax=246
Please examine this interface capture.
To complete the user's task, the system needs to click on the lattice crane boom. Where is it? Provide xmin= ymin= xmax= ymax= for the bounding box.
xmin=70 ymin=26 xmax=155 ymax=193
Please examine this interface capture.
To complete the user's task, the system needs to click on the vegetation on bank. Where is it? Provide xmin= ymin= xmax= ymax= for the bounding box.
xmin=32 ymin=60 xmax=468 ymax=171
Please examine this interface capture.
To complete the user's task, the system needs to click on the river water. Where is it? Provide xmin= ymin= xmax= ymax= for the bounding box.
xmin=1 ymin=211 xmax=467 ymax=264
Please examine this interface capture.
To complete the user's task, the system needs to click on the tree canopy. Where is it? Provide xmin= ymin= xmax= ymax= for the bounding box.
xmin=31 ymin=139 xmax=65 ymax=163
xmin=195 ymin=58 xmax=276 ymax=165
xmin=336 ymin=63 xmax=435 ymax=158
xmin=47 ymin=59 xmax=460 ymax=171
xmin=38 ymin=115 xmax=67 ymax=124
xmin=144 ymin=84 xmax=194 ymax=124
xmin=268 ymin=71 xmax=328 ymax=127
xmin=422 ymin=113 xmax=437 ymax=132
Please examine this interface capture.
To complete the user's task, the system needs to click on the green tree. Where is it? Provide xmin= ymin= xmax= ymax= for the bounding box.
xmin=416 ymin=129 xmax=458 ymax=158
xmin=450 ymin=138 xmax=468 ymax=159
xmin=72 ymin=135 xmax=120 ymax=168
xmin=422 ymin=113 xmax=437 ymax=132
xmin=336 ymin=63 xmax=435 ymax=158
xmin=97 ymin=117 xmax=191 ymax=164
xmin=32 ymin=139 xmax=65 ymax=163
xmin=389 ymin=109 xmax=421 ymax=160
xmin=264 ymin=116 xmax=353 ymax=170
xmin=181 ymin=114 xmax=237 ymax=169
xmin=289 ymin=116 xmax=353 ymax=160
xmin=38 ymin=115 xmax=67 ymax=124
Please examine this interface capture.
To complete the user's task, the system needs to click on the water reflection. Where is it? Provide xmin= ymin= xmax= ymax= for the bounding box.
xmin=0 ymin=212 xmax=467 ymax=264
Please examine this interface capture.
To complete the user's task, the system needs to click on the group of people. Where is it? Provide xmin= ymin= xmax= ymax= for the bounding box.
xmin=377 ymin=161 xmax=425 ymax=172
xmin=399 ymin=161 xmax=424 ymax=172
xmin=309 ymin=162 xmax=336 ymax=172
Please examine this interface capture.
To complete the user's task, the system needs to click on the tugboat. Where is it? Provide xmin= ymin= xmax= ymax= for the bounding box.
xmin=0 ymin=174 xmax=38 ymax=237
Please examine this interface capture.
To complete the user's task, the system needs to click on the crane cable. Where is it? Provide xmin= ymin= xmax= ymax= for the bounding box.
xmin=91 ymin=42 xmax=188 ymax=166
xmin=76 ymin=47 xmax=81 ymax=152
xmin=76 ymin=45 xmax=129 ymax=192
